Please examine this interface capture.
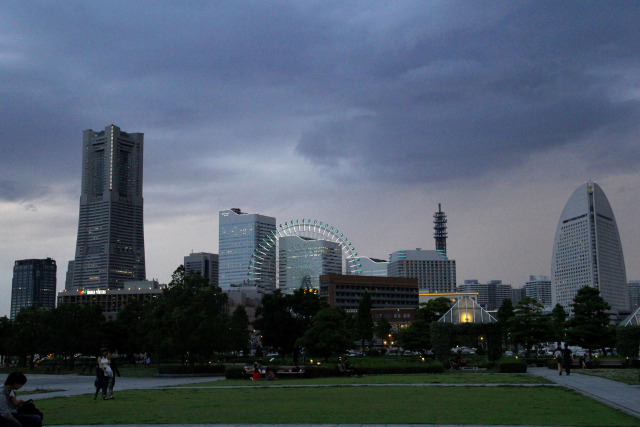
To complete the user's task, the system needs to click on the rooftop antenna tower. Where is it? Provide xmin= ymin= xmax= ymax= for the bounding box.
xmin=433 ymin=203 xmax=447 ymax=256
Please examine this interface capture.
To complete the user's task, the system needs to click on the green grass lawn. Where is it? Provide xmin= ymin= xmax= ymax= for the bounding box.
xmin=185 ymin=372 xmax=551 ymax=387
xmin=579 ymin=368 xmax=640 ymax=385
xmin=37 ymin=381 xmax=640 ymax=426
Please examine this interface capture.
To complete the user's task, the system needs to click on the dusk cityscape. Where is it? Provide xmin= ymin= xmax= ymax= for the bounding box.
xmin=2 ymin=3 xmax=640 ymax=318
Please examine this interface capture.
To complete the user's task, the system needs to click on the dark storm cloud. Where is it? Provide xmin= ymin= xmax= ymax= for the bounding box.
xmin=295 ymin=1 xmax=640 ymax=182
xmin=2 ymin=0 xmax=640 ymax=198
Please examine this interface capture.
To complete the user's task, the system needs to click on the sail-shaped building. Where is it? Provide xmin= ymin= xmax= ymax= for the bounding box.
xmin=551 ymin=181 xmax=628 ymax=313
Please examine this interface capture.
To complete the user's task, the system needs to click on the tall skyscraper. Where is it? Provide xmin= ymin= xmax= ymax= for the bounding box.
xmin=11 ymin=258 xmax=57 ymax=319
xmin=72 ymin=125 xmax=146 ymax=290
xmin=551 ymin=181 xmax=628 ymax=313
xmin=184 ymin=252 xmax=219 ymax=287
xmin=387 ymin=248 xmax=456 ymax=293
xmin=278 ymin=236 xmax=342 ymax=293
xmin=219 ymin=208 xmax=276 ymax=292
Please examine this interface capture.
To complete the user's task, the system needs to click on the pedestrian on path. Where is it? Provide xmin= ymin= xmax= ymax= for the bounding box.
xmin=562 ymin=343 xmax=573 ymax=376
xmin=554 ymin=346 xmax=563 ymax=375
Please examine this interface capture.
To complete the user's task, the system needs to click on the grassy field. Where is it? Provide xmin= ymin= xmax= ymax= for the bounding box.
xmin=184 ymin=372 xmax=551 ymax=387
xmin=579 ymin=368 xmax=640 ymax=385
xmin=37 ymin=384 xmax=640 ymax=426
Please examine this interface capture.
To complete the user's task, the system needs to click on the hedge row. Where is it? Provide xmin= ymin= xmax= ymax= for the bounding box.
xmin=158 ymin=364 xmax=226 ymax=375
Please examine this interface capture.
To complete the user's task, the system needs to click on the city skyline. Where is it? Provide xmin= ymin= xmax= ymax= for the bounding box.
xmin=2 ymin=2 xmax=640 ymax=316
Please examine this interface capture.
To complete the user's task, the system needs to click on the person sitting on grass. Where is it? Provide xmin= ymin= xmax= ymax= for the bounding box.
xmin=0 ymin=372 xmax=43 ymax=427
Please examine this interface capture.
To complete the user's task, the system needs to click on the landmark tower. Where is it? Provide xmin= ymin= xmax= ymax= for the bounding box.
xmin=72 ymin=125 xmax=145 ymax=290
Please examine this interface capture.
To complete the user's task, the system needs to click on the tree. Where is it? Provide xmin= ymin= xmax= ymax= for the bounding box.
xmin=228 ymin=305 xmax=250 ymax=355
xmin=145 ymin=266 xmax=229 ymax=364
xmin=10 ymin=306 xmax=49 ymax=368
xmin=508 ymin=297 xmax=552 ymax=356
xmin=298 ymin=307 xmax=352 ymax=361
xmin=567 ymin=286 xmax=614 ymax=355
xmin=551 ymin=304 xmax=567 ymax=346
xmin=397 ymin=317 xmax=430 ymax=351
xmin=254 ymin=288 xmax=327 ymax=361
xmin=418 ymin=297 xmax=452 ymax=323
xmin=497 ymin=298 xmax=515 ymax=349
xmin=353 ymin=291 xmax=373 ymax=351
xmin=0 ymin=316 xmax=12 ymax=366
xmin=374 ymin=316 xmax=392 ymax=347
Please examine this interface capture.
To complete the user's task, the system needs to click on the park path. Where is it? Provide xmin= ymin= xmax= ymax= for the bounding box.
xmin=527 ymin=366 xmax=640 ymax=419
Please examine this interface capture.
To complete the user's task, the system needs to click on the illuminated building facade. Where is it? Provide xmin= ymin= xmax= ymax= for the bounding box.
xmin=219 ymin=208 xmax=276 ymax=291
xmin=57 ymin=280 xmax=164 ymax=321
xmin=72 ymin=125 xmax=145 ymax=290
xmin=10 ymin=258 xmax=57 ymax=319
xmin=551 ymin=181 xmax=628 ymax=313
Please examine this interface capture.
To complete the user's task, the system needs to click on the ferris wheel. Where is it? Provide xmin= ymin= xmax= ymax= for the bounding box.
xmin=248 ymin=219 xmax=360 ymax=289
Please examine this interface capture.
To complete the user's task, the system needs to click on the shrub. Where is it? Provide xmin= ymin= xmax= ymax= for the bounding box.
xmin=225 ymin=366 xmax=246 ymax=379
xmin=498 ymin=358 xmax=527 ymax=373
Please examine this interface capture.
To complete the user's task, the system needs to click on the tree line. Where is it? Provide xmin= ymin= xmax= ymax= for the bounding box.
xmin=1 ymin=268 xmax=634 ymax=368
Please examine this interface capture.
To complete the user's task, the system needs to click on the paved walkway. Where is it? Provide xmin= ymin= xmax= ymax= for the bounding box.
xmin=16 ymin=367 xmax=640 ymax=426
xmin=527 ymin=366 xmax=640 ymax=419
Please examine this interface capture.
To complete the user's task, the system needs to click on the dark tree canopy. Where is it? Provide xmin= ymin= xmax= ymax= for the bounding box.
xmin=298 ymin=307 xmax=352 ymax=360
xmin=567 ymin=286 xmax=614 ymax=354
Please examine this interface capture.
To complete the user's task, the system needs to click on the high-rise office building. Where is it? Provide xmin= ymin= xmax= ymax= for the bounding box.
xmin=278 ymin=236 xmax=342 ymax=293
xmin=551 ymin=181 xmax=628 ymax=313
xmin=11 ymin=258 xmax=57 ymax=319
xmin=526 ymin=275 xmax=552 ymax=309
xmin=219 ymin=208 xmax=276 ymax=292
xmin=350 ymin=257 xmax=389 ymax=277
xmin=456 ymin=279 xmax=512 ymax=311
xmin=628 ymin=280 xmax=640 ymax=311
xmin=387 ymin=248 xmax=456 ymax=293
xmin=72 ymin=125 xmax=146 ymax=290
xmin=184 ymin=252 xmax=219 ymax=287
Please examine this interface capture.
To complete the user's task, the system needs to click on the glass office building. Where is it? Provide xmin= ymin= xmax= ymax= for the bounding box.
xmin=72 ymin=125 xmax=146 ymax=290
xmin=219 ymin=208 xmax=276 ymax=292
xmin=278 ymin=236 xmax=342 ymax=293
xmin=11 ymin=258 xmax=57 ymax=319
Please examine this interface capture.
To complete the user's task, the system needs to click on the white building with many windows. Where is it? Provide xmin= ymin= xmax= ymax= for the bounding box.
xmin=387 ymin=248 xmax=456 ymax=293
xmin=526 ymin=275 xmax=552 ymax=309
xmin=551 ymin=181 xmax=628 ymax=313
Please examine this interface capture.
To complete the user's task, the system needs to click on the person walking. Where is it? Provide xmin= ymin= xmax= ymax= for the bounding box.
xmin=97 ymin=349 xmax=114 ymax=400
xmin=554 ymin=346 xmax=563 ymax=375
xmin=562 ymin=343 xmax=573 ymax=375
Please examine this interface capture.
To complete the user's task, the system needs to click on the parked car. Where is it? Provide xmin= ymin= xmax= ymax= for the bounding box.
xmin=504 ymin=350 xmax=514 ymax=357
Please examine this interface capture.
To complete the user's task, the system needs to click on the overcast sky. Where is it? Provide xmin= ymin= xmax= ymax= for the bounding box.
xmin=2 ymin=1 xmax=640 ymax=317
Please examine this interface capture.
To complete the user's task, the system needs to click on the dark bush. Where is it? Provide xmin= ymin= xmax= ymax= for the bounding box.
xmin=498 ymin=359 xmax=527 ymax=373
xmin=158 ymin=364 xmax=226 ymax=375
xmin=225 ymin=366 xmax=246 ymax=379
